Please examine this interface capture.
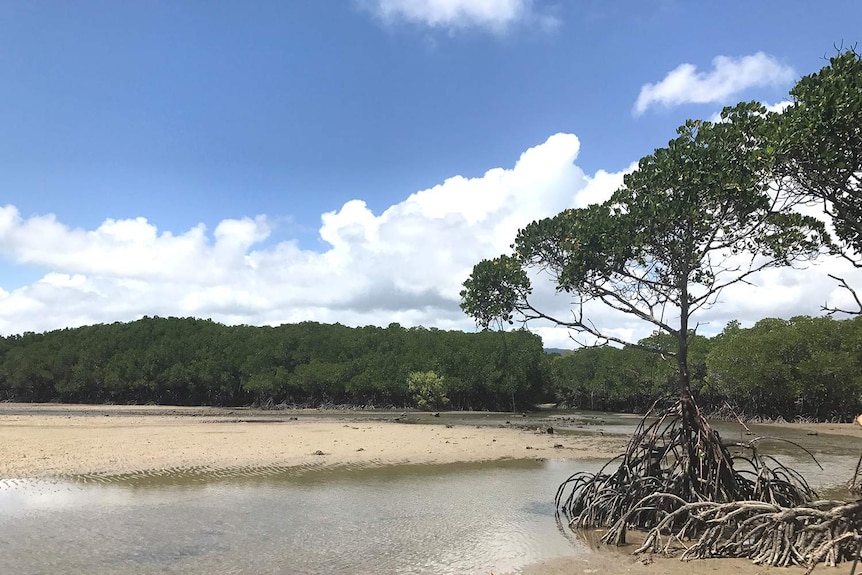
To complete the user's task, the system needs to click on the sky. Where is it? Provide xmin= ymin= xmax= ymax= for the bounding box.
xmin=1 ymin=0 xmax=860 ymax=347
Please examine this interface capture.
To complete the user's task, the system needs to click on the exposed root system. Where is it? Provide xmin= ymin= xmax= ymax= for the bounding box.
xmin=555 ymin=398 xmax=821 ymax=553
xmin=636 ymin=498 xmax=862 ymax=572
xmin=851 ymin=453 xmax=862 ymax=495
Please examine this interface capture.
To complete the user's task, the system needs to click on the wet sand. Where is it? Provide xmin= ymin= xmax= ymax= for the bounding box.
xmin=770 ymin=419 xmax=860 ymax=438
xmin=1 ymin=403 xmax=857 ymax=480
xmin=0 ymin=403 xmax=627 ymax=479
xmin=515 ymin=553 xmax=812 ymax=575
xmin=1 ymin=403 xmax=851 ymax=574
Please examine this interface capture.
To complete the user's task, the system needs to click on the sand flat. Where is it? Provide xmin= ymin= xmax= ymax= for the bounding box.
xmin=1 ymin=403 xmax=847 ymax=575
xmin=0 ymin=404 xmax=625 ymax=479
xmin=1 ymin=403 xmax=857 ymax=479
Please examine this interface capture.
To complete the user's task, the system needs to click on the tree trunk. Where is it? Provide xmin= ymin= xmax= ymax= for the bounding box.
xmin=677 ymin=334 xmax=692 ymax=403
xmin=677 ymin=317 xmax=693 ymax=406
xmin=677 ymin=288 xmax=695 ymax=415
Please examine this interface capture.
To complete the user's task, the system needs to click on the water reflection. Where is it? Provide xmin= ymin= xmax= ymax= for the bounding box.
xmin=0 ymin=459 xmax=597 ymax=575
xmin=2 ymin=411 xmax=860 ymax=574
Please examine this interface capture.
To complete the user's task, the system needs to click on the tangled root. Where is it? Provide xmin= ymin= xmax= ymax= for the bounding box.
xmin=851 ymin=453 xmax=862 ymax=495
xmin=636 ymin=498 xmax=862 ymax=572
xmin=555 ymin=398 xmax=816 ymax=546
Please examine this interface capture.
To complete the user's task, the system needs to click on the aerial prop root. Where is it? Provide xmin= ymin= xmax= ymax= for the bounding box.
xmin=634 ymin=498 xmax=862 ymax=572
xmin=555 ymin=398 xmax=816 ymax=548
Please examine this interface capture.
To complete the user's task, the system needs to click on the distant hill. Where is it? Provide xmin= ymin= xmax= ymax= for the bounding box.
xmin=544 ymin=347 xmax=571 ymax=355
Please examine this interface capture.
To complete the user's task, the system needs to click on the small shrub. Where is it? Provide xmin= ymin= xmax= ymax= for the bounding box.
xmin=407 ymin=371 xmax=449 ymax=410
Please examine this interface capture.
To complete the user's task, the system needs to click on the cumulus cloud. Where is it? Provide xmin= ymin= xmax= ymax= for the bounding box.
xmin=362 ymin=0 xmax=557 ymax=32
xmin=1 ymin=132 xmax=857 ymax=349
xmin=0 ymin=134 xmax=593 ymax=337
xmin=634 ymin=52 xmax=796 ymax=116
xmin=696 ymin=256 xmax=862 ymax=333
xmin=574 ymin=163 xmax=637 ymax=208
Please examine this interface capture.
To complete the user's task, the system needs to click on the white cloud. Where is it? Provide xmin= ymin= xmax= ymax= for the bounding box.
xmin=708 ymin=99 xmax=793 ymax=124
xmin=764 ymin=100 xmax=793 ymax=114
xmin=0 ymin=134 xmax=591 ymax=337
xmin=1 ymin=133 xmax=857 ymax=349
xmin=362 ymin=0 xmax=557 ymax=32
xmin=634 ymin=52 xmax=796 ymax=116
xmin=696 ymin=256 xmax=862 ymax=332
xmin=574 ymin=163 xmax=637 ymax=208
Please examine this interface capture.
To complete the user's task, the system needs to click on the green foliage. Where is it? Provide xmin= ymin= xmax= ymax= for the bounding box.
xmin=0 ymin=317 xmax=547 ymax=410
xmin=550 ymin=346 xmax=648 ymax=411
xmin=705 ymin=316 xmax=862 ymax=419
xmin=407 ymin=370 xmax=449 ymax=410
xmin=776 ymin=49 xmax=862 ymax=258
xmin=546 ymin=316 xmax=862 ymax=421
xmin=549 ymin=332 xmax=713 ymax=413
xmin=462 ymin=103 xmax=828 ymax=403
xmin=0 ymin=314 xmax=858 ymax=419
xmin=460 ymin=255 xmax=529 ymax=329
xmin=771 ymin=49 xmax=862 ymax=314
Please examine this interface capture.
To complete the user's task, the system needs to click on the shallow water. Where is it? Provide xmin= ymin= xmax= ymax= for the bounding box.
xmin=545 ymin=410 xmax=862 ymax=492
xmin=0 ymin=459 xmax=602 ymax=575
xmin=2 ymin=409 xmax=860 ymax=575
xmin=429 ymin=408 xmax=862 ymax=491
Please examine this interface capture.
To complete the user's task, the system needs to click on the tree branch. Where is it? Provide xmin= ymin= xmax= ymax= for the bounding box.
xmin=823 ymin=274 xmax=862 ymax=316
xmin=516 ymin=296 xmax=676 ymax=356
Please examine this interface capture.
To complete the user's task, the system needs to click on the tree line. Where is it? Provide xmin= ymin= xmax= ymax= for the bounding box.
xmin=0 ymin=314 xmax=859 ymax=420
xmin=549 ymin=315 xmax=862 ymax=421
xmin=0 ymin=317 xmax=548 ymax=410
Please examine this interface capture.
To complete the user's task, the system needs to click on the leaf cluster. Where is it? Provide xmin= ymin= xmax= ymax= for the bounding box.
xmin=406 ymin=370 xmax=449 ymax=410
xmin=776 ymin=49 xmax=862 ymax=257
xmin=461 ymin=103 xmax=828 ymax=350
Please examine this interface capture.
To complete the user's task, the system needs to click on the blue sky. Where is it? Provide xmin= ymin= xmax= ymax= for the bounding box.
xmin=1 ymin=0 xmax=860 ymax=345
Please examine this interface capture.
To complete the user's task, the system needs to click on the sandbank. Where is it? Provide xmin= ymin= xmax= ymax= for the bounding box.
xmin=0 ymin=403 xmax=626 ymax=479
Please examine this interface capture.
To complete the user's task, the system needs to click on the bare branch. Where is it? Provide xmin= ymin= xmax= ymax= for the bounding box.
xmin=823 ymin=274 xmax=862 ymax=316
xmin=516 ymin=296 xmax=675 ymax=356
